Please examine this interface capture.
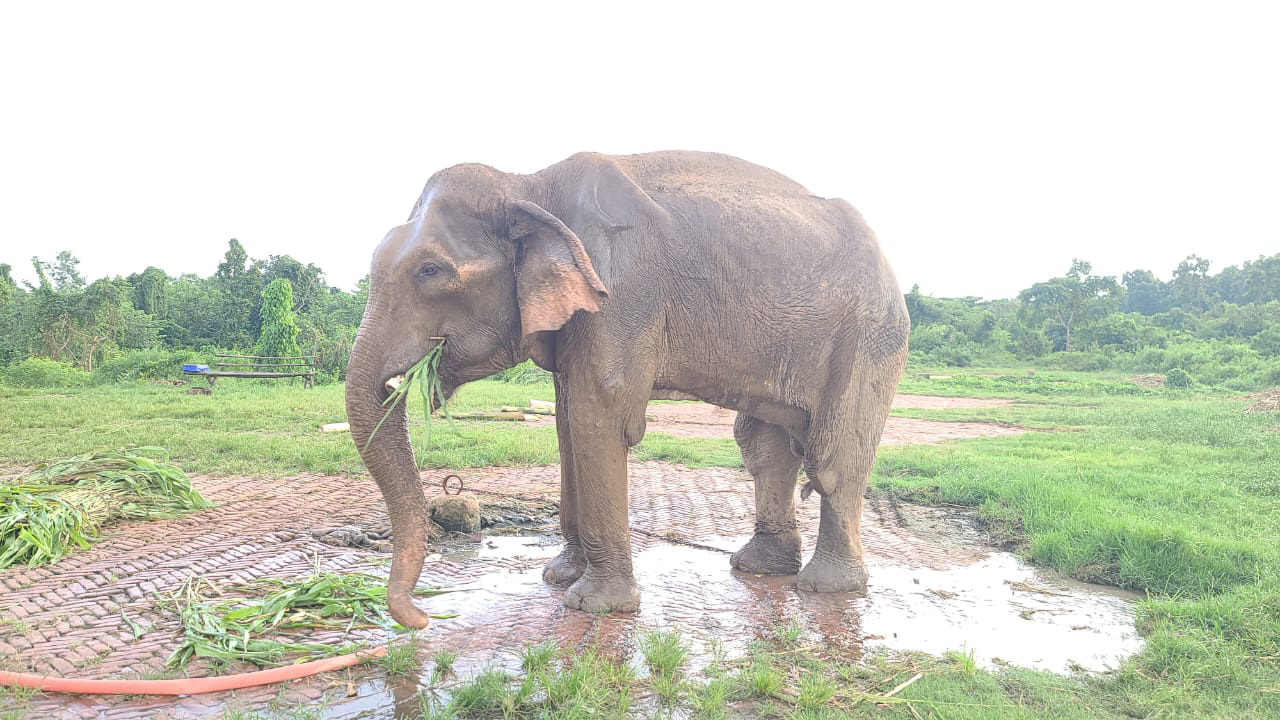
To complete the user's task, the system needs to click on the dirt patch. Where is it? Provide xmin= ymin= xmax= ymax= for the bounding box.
xmin=2 ymin=461 xmax=1139 ymax=719
xmin=1243 ymin=388 xmax=1280 ymax=413
xmin=645 ymin=395 xmax=1024 ymax=443
xmin=890 ymin=395 xmax=1012 ymax=409
xmin=1128 ymin=374 xmax=1166 ymax=388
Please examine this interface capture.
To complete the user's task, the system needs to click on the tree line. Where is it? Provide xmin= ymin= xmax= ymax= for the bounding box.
xmin=0 ymin=240 xmax=366 ymax=385
xmin=2 ymin=242 xmax=1278 ymax=390
xmin=907 ymin=253 xmax=1280 ymax=389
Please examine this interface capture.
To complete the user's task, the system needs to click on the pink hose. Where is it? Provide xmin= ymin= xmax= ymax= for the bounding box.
xmin=0 ymin=646 xmax=387 ymax=695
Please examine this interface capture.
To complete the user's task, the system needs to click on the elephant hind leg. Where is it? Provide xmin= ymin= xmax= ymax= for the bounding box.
xmin=730 ymin=414 xmax=803 ymax=575
xmin=797 ymin=356 xmax=903 ymax=593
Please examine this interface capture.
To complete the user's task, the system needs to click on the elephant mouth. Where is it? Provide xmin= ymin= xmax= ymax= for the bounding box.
xmin=383 ymin=374 xmax=406 ymax=396
xmin=377 ymin=337 xmax=450 ymax=402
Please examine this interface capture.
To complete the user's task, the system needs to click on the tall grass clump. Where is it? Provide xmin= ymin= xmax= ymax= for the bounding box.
xmin=91 ymin=349 xmax=191 ymax=384
xmin=0 ymin=447 xmax=210 ymax=569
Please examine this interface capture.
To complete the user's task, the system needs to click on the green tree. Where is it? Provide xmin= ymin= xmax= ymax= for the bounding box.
xmin=1017 ymin=260 xmax=1119 ymax=352
xmin=1168 ymin=254 xmax=1213 ymax=311
xmin=0 ymin=264 xmax=28 ymax=365
xmin=127 ymin=266 xmax=169 ymax=318
xmin=256 ymin=278 xmax=301 ymax=358
xmin=49 ymin=251 xmax=84 ymax=290
xmin=259 ymin=255 xmax=325 ymax=313
xmin=1121 ymin=269 xmax=1169 ymax=315
xmin=211 ymin=239 xmax=264 ymax=347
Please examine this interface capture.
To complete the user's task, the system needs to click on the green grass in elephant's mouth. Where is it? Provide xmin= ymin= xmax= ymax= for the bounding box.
xmin=366 ymin=342 xmax=451 ymax=453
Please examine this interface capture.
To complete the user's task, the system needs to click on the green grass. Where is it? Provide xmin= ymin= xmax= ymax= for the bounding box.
xmin=377 ymin=632 xmax=421 ymax=676
xmin=409 ymin=634 xmax=1140 ymax=719
xmin=639 ymin=628 xmax=689 ymax=678
xmin=519 ymin=640 xmax=557 ymax=673
xmin=431 ymin=647 xmax=459 ymax=680
xmin=0 ymin=379 xmax=737 ymax=475
xmin=871 ymin=372 xmax=1280 ymax=717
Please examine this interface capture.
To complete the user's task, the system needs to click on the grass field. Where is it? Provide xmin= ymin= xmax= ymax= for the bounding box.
xmin=0 ymin=379 xmax=739 ymax=476
xmin=1 ymin=371 xmax=1278 ymax=718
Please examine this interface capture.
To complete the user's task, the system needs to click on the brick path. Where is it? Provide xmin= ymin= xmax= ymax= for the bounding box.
xmin=1 ymin=462 xmax=985 ymax=719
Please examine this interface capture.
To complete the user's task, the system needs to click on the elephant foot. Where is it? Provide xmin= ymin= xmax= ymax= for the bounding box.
xmin=730 ymin=530 xmax=802 ymax=575
xmin=542 ymin=545 xmax=587 ymax=586
xmin=796 ymin=555 xmax=868 ymax=593
xmin=562 ymin=571 xmax=640 ymax=614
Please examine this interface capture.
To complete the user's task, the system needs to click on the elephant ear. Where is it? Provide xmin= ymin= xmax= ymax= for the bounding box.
xmin=507 ymin=200 xmax=609 ymax=336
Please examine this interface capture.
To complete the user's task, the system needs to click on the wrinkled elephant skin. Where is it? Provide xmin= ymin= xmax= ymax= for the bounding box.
xmin=345 ymin=151 xmax=909 ymax=625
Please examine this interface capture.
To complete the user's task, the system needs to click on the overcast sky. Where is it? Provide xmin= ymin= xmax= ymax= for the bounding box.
xmin=2 ymin=2 xmax=1277 ymax=299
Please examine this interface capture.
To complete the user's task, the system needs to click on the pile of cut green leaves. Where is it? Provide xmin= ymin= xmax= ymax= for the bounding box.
xmin=0 ymin=447 xmax=210 ymax=569
xmin=366 ymin=342 xmax=451 ymax=452
xmin=164 ymin=568 xmax=456 ymax=668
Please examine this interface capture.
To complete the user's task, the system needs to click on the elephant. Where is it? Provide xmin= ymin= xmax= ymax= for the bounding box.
xmin=345 ymin=151 xmax=910 ymax=628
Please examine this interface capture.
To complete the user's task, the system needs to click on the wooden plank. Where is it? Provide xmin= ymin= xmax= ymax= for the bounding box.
xmin=214 ymin=354 xmax=315 ymax=361
xmin=212 ymin=361 xmax=314 ymax=366
xmin=199 ymin=371 xmax=314 ymax=379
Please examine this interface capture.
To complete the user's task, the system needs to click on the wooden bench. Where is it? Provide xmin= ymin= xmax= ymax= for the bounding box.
xmin=183 ymin=354 xmax=316 ymax=391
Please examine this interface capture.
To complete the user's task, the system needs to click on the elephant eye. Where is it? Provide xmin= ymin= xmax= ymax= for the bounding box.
xmin=417 ymin=262 xmax=439 ymax=278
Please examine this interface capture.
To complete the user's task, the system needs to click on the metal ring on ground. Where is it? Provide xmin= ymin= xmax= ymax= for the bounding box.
xmin=442 ymin=474 xmax=464 ymax=495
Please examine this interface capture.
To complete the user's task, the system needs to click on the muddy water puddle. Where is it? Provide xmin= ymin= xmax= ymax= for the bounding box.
xmin=328 ymin=515 xmax=1141 ymax=718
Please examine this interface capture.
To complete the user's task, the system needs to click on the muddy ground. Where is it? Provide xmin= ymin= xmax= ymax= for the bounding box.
xmin=0 ymin=396 xmax=1137 ymax=719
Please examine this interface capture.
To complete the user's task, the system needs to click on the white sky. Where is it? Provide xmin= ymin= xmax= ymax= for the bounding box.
xmin=2 ymin=2 xmax=1277 ymax=299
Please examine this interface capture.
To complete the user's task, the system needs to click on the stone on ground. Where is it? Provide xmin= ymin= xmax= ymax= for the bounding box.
xmin=428 ymin=494 xmax=481 ymax=533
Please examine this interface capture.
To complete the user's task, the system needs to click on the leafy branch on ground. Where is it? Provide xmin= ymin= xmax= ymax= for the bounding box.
xmin=0 ymin=447 xmax=209 ymax=569
xmin=162 ymin=565 xmax=458 ymax=669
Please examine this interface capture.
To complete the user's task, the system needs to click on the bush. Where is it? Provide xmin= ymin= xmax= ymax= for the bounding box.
xmin=1035 ymin=351 xmax=1111 ymax=372
xmin=1165 ymin=367 xmax=1193 ymax=389
xmin=0 ymin=358 xmax=91 ymax=388
xmin=92 ymin=349 xmax=191 ymax=384
xmin=1119 ymin=339 xmax=1280 ymax=390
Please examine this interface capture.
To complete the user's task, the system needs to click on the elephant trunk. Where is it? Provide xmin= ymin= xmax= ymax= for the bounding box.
xmin=345 ymin=295 xmax=432 ymax=629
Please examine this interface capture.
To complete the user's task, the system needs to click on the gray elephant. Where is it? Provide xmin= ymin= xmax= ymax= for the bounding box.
xmin=345 ymin=151 xmax=909 ymax=628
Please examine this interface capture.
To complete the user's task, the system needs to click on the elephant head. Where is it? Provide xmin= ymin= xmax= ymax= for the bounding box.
xmin=345 ymin=164 xmax=608 ymax=628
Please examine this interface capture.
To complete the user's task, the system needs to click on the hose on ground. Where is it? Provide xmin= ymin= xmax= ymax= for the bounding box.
xmin=0 ymin=646 xmax=387 ymax=695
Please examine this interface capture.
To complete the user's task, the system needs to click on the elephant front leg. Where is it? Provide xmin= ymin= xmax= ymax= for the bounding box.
xmin=558 ymin=384 xmax=642 ymax=614
xmin=543 ymin=373 xmax=587 ymax=585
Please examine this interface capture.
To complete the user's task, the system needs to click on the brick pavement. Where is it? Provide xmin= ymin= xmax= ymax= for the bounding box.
xmin=1 ymin=462 xmax=985 ymax=719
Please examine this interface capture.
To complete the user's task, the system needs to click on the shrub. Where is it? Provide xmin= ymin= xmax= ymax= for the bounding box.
xmin=908 ymin=323 xmax=979 ymax=367
xmin=1250 ymin=325 xmax=1280 ymax=358
xmin=1035 ymin=351 xmax=1111 ymax=372
xmin=91 ymin=349 xmax=191 ymax=384
xmin=1116 ymin=339 xmax=1280 ymax=390
xmin=1165 ymin=367 xmax=1193 ymax=389
xmin=0 ymin=358 xmax=91 ymax=388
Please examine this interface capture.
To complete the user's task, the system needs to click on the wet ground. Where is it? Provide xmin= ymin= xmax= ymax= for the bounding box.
xmin=0 ymin=396 xmax=1139 ymax=719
